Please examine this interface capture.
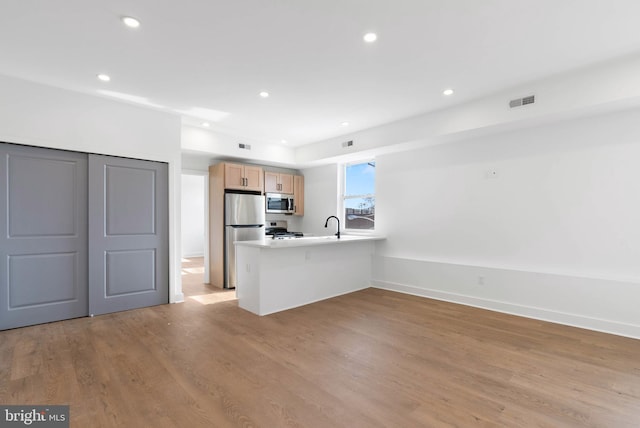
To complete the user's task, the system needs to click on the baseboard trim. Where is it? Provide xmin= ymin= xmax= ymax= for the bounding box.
xmin=171 ymin=293 xmax=185 ymax=304
xmin=371 ymin=280 xmax=640 ymax=340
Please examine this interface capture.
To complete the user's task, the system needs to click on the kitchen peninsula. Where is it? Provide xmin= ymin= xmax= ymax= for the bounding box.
xmin=235 ymin=235 xmax=384 ymax=315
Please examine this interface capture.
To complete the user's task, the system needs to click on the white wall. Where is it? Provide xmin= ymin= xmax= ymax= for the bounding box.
xmin=181 ymin=174 xmax=206 ymax=257
xmin=371 ymin=107 xmax=640 ymax=339
xmin=299 ymin=164 xmax=339 ymax=236
xmin=182 ymin=125 xmax=297 ymax=166
xmin=295 ymin=54 xmax=640 ymax=166
xmin=0 ymin=74 xmax=184 ymax=303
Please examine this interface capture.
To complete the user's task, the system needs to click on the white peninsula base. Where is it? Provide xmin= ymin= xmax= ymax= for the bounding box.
xmin=235 ymin=236 xmax=382 ymax=316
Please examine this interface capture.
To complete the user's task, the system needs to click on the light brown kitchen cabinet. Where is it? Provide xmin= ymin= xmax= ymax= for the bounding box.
xmin=293 ymin=175 xmax=304 ymax=216
xmin=224 ymin=163 xmax=263 ymax=192
xmin=264 ymin=171 xmax=293 ymax=194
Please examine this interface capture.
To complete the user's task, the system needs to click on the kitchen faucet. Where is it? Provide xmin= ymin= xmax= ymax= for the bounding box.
xmin=324 ymin=216 xmax=341 ymax=239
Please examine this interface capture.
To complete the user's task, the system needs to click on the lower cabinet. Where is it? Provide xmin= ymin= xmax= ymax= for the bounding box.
xmin=0 ymin=142 xmax=169 ymax=330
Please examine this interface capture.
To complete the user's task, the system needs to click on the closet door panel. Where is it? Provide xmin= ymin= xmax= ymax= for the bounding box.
xmin=0 ymin=143 xmax=88 ymax=330
xmin=88 ymin=155 xmax=168 ymax=316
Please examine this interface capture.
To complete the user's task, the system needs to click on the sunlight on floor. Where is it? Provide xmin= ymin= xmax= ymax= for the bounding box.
xmin=182 ymin=266 xmax=205 ymax=275
xmin=189 ymin=292 xmax=237 ymax=305
xmin=182 ymin=256 xmax=235 ymax=305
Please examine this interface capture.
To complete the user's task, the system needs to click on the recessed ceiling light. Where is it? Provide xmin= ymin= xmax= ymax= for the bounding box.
xmin=122 ymin=16 xmax=140 ymax=28
xmin=97 ymin=74 xmax=111 ymax=82
xmin=259 ymin=91 xmax=269 ymax=98
xmin=202 ymin=122 xmax=210 ymax=128
xmin=281 ymin=139 xmax=288 ymax=144
xmin=363 ymin=32 xmax=377 ymax=43
xmin=341 ymin=121 xmax=350 ymax=127
xmin=443 ymin=88 xmax=454 ymax=96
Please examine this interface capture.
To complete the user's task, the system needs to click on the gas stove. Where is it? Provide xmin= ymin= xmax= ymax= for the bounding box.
xmin=265 ymin=220 xmax=304 ymax=239
xmin=270 ymin=231 xmax=304 ymax=239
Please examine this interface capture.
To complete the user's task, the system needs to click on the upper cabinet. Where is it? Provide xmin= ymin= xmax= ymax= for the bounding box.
xmin=264 ymin=172 xmax=294 ymax=194
xmin=225 ymin=163 xmax=263 ymax=192
xmin=293 ymin=175 xmax=304 ymax=216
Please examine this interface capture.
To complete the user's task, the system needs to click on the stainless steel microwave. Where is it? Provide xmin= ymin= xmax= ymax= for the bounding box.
xmin=265 ymin=193 xmax=294 ymax=214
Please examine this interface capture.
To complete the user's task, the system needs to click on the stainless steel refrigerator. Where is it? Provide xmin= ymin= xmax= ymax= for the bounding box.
xmin=224 ymin=193 xmax=265 ymax=288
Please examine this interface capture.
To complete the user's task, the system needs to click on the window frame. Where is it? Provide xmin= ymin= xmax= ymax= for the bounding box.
xmin=340 ymin=159 xmax=376 ymax=233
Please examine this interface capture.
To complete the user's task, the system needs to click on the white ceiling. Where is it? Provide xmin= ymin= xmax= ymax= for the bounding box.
xmin=2 ymin=0 xmax=640 ymax=147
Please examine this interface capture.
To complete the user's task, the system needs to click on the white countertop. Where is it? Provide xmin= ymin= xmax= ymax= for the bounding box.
xmin=235 ymin=234 xmax=385 ymax=249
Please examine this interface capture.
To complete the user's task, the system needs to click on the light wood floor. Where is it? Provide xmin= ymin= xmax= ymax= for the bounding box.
xmin=1 ymin=257 xmax=639 ymax=427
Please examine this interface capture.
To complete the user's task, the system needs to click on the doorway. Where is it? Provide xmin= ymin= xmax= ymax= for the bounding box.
xmin=181 ymin=172 xmax=209 ymax=284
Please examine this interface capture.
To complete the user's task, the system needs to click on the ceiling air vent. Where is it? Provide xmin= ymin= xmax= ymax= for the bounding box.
xmin=341 ymin=140 xmax=354 ymax=148
xmin=509 ymin=95 xmax=535 ymax=108
xmin=238 ymin=143 xmax=252 ymax=150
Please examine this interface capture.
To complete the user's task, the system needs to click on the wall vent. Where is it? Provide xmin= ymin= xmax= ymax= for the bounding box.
xmin=509 ymin=95 xmax=535 ymax=108
xmin=341 ymin=140 xmax=354 ymax=148
xmin=238 ymin=143 xmax=252 ymax=150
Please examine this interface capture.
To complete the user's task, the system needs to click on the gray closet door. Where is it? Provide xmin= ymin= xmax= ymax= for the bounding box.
xmin=88 ymin=155 xmax=168 ymax=315
xmin=0 ymin=143 xmax=88 ymax=330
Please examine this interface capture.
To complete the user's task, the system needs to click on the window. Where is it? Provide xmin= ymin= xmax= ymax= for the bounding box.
xmin=343 ymin=160 xmax=375 ymax=230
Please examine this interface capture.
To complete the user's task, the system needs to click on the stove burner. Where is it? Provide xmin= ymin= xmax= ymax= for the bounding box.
xmin=265 ymin=227 xmax=303 ymax=239
xmin=272 ymin=231 xmax=304 ymax=238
